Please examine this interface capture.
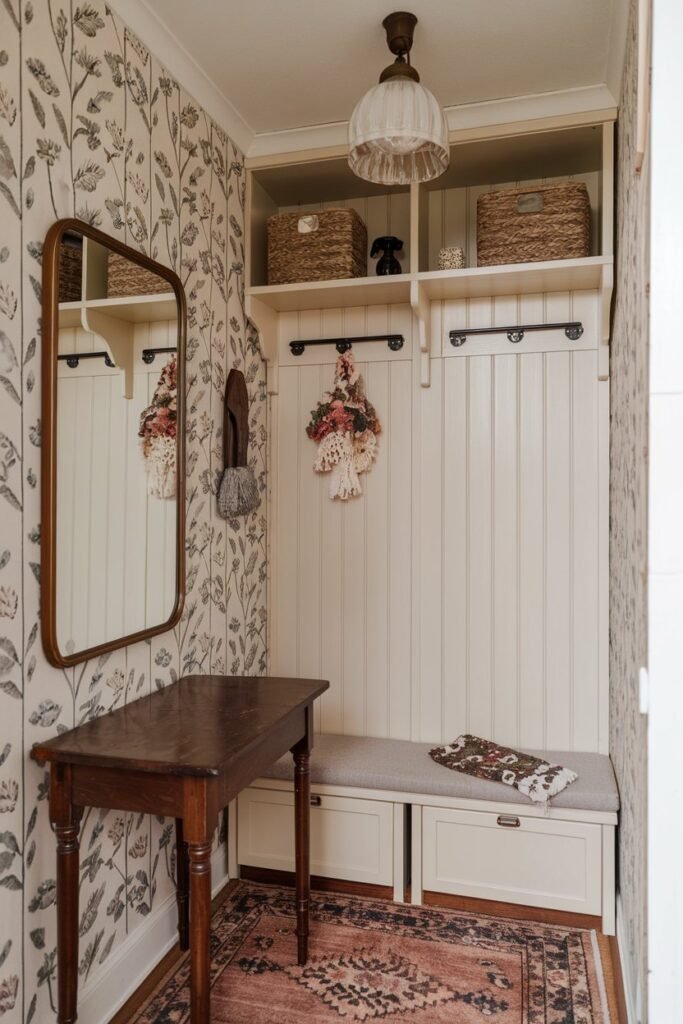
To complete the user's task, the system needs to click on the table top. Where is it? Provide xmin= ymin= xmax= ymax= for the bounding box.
xmin=32 ymin=675 xmax=328 ymax=777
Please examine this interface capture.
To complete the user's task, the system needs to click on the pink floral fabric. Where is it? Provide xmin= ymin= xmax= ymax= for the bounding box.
xmin=138 ymin=355 xmax=177 ymax=499
xmin=306 ymin=352 xmax=381 ymax=500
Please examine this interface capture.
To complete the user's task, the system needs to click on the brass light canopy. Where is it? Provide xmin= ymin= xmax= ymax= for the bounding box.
xmin=379 ymin=11 xmax=420 ymax=82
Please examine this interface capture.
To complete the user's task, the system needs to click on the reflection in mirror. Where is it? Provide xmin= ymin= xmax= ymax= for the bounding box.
xmin=51 ymin=227 xmax=182 ymax=660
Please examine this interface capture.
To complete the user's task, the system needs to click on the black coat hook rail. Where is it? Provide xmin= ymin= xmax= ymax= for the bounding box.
xmin=141 ymin=346 xmax=176 ymax=364
xmin=290 ymin=334 xmax=404 ymax=357
xmin=449 ymin=321 xmax=584 ymax=348
xmin=58 ymin=346 xmax=176 ymax=369
xmin=58 ymin=350 xmax=115 ymax=369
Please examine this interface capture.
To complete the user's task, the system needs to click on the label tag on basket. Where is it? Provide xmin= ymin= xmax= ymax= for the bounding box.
xmin=517 ymin=193 xmax=544 ymax=214
xmin=298 ymin=214 xmax=319 ymax=234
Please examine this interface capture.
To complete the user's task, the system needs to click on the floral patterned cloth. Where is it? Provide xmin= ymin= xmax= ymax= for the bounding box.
xmin=306 ymin=352 xmax=381 ymax=500
xmin=138 ymin=355 xmax=177 ymax=499
xmin=429 ymin=734 xmax=578 ymax=804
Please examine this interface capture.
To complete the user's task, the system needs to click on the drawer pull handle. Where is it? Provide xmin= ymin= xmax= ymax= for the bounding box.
xmin=310 ymin=795 xmax=322 ymax=807
xmin=497 ymin=815 xmax=520 ymax=828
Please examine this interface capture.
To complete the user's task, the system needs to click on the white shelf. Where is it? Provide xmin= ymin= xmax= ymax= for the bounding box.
xmin=59 ymin=293 xmax=177 ymax=329
xmin=246 ymin=258 xmax=611 ymax=315
xmin=85 ymin=293 xmax=177 ymax=322
xmin=58 ymin=302 xmax=84 ymax=328
xmin=417 ymin=256 xmax=612 ymax=301
xmin=247 ymin=257 xmax=614 ymax=391
xmin=246 ymin=274 xmax=412 ymax=313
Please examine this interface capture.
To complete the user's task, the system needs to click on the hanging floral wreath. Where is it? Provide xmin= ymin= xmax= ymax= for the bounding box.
xmin=138 ymin=355 xmax=177 ymax=499
xmin=306 ymin=352 xmax=381 ymax=500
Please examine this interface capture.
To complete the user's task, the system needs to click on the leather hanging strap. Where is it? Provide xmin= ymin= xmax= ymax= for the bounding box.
xmin=223 ymin=369 xmax=249 ymax=469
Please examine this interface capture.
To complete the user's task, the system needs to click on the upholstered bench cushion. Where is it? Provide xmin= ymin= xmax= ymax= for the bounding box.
xmin=263 ymin=733 xmax=619 ymax=813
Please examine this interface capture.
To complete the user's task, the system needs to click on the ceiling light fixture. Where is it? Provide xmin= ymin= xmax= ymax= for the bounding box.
xmin=348 ymin=11 xmax=449 ymax=186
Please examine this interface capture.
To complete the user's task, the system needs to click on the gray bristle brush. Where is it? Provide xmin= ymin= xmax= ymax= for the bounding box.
xmin=217 ymin=369 xmax=260 ymax=518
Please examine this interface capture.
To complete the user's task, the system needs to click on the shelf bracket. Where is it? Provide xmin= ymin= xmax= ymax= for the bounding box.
xmin=81 ymin=306 xmax=134 ymax=398
xmin=410 ymin=279 xmax=431 ymax=388
xmin=246 ymin=295 xmax=279 ymax=396
xmin=598 ymin=261 xmax=613 ymax=381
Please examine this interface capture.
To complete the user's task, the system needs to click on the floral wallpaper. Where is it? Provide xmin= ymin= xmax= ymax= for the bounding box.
xmin=0 ymin=3 xmax=267 ymax=1022
xmin=610 ymin=0 xmax=649 ymax=1013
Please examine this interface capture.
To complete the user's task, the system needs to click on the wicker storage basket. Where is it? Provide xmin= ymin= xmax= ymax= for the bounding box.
xmin=267 ymin=208 xmax=367 ymax=285
xmin=107 ymin=251 xmax=170 ymax=297
xmin=58 ymin=235 xmax=83 ymax=302
xmin=477 ymin=182 xmax=591 ymax=267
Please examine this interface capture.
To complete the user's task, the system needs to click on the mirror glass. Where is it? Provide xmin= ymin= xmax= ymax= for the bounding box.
xmin=48 ymin=225 xmax=184 ymax=662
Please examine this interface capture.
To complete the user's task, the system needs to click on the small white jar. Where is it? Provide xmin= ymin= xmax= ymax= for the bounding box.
xmin=437 ymin=246 xmax=465 ymax=270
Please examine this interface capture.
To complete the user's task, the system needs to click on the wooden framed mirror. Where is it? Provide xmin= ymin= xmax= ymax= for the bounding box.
xmin=41 ymin=219 xmax=186 ymax=667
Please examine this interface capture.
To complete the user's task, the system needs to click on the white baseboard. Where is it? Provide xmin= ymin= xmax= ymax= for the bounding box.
xmin=616 ymin=894 xmax=641 ymax=1024
xmin=78 ymin=846 xmax=230 ymax=1024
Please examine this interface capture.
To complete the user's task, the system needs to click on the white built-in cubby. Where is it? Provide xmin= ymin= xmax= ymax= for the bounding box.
xmin=59 ymin=236 xmax=177 ymax=397
xmin=246 ymin=118 xmax=614 ymax=389
xmin=253 ymin=114 xmax=614 ymax=755
xmin=246 ymin=116 xmax=617 ymax=918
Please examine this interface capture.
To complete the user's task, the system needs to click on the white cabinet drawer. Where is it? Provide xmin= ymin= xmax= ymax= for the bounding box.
xmin=422 ymin=805 xmax=602 ymax=915
xmin=238 ymin=787 xmax=395 ymax=886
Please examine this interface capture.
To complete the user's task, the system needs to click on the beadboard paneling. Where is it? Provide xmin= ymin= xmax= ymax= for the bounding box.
xmin=271 ymin=295 xmax=607 ymax=751
xmin=271 ymin=305 xmax=414 ymax=738
xmin=56 ymin=324 xmax=177 ymax=654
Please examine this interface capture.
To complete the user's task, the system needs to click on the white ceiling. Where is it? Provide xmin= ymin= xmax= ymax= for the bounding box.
xmin=112 ymin=0 xmax=629 ymax=156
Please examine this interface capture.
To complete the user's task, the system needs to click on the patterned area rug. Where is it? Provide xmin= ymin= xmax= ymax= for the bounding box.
xmin=131 ymin=882 xmax=611 ymax=1023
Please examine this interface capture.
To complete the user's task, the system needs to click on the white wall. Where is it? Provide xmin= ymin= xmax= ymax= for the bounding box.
xmin=648 ymin=0 xmax=683 ymax=1018
xmin=609 ymin=0 xmax=650 ymax=1017
xmin=271 ymin=289 xmax=608 ymax=752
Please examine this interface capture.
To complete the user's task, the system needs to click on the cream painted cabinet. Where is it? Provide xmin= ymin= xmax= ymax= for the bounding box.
xmin=238 ymin=786 xmax=396 ymax=886
xmin=421 ymin=805 xmax=603 ymax=915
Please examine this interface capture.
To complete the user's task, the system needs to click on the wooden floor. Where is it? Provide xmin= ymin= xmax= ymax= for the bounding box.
xmin=111 ymin=875 xmax=625 ymax=1024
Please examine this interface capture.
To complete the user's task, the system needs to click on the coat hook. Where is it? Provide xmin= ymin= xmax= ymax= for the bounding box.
xmin=449 ymin=321 xmax=584 ymax=348
xmin=289 ymin=334 xmax=405 ymax=356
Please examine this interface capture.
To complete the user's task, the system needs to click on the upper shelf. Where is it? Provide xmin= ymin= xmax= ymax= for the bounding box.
xmin=247 ymin=273 xmax=412 ymax=312
xmin=417 ymin=256 xmax=612 ymax=301
xmin=246 ymin=257 xmax=612 ymax=313
xmin=247 ymin=116 xmax=615 ymax=391
xmin=59 ymin=293 xmax=177 ymax=329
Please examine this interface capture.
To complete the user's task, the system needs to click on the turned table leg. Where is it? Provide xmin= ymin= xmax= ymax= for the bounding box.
xmin=187 ymin=838 xmax=212 ymax=1024
xmin=175 ymin=818 xmax=190 ymax=951
xmin=51 ymin=766 xmax=83 ymax=1024
xmin=293 ymin=738 xmax=311 ymax=965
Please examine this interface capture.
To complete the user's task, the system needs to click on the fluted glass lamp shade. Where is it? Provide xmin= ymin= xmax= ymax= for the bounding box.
xmin=348 ymin=77 xmax=449 ymax=185
xmin=348 ymin=12 xmax=449 ymax=186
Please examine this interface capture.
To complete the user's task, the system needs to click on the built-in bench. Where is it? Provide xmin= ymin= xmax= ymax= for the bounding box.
xmin=235 ymin=734 xmax=619 ymax=933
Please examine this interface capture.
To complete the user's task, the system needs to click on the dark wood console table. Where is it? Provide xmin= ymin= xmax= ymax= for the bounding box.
xmin=32 ymin=674 xmax=329 ymax=1024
